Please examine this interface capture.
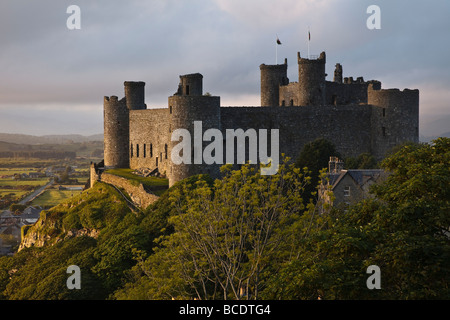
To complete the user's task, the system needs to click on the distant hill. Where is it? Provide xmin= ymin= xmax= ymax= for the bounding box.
xmin=0 ymin=133 xmax=103 ymax=145
xmin=420 ymin=131 xmax=450 ymax=143
xmin=420 ymin=115 xmax=450 ymax=138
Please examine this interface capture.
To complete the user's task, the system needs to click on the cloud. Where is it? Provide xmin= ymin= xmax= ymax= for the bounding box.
xmin=0 ymin=0 xmax=449 ymax=135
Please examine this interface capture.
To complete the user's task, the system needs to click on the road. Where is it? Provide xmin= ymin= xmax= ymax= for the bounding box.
xmin=19 ymin=179 xmax=54 ymax=205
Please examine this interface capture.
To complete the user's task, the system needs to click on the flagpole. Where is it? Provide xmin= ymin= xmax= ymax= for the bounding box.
xmin=307 ymin=26 xmax=310 ymax=59
xmin=276 ymin=34 xmax=279 ymax=64
xmin=276 ymin=41 xmax=278 ymax=64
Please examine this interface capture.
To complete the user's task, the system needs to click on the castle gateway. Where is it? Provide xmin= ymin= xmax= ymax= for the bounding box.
xmin=103 ymin=51 xmax=419 ymax=186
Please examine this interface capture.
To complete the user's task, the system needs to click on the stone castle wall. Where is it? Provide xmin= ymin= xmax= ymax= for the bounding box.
xmin=101 ymin=51 xmax=419 ymax=187
xmin=129 ymin=108 xmax=170 ymax=175
xmin=99 ymin=172 xmax=159 ymax=209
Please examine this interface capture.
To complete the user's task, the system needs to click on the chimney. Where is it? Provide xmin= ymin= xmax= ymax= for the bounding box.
xmin=329 ymin=156 xmax=344 ymax=173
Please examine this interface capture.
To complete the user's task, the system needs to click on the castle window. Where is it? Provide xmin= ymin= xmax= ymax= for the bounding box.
xmin=165 ymin=144 xmax=168 ymax=159
xmin=186 ymin=85 xmax=190 ymax=96
xmin=136 ymin=144 xmax=140 ymax=158
xmin=281 ymin=100 xmax=285 ymax=106
xmin=150 ymin=144 xmax=153 ymax=157
xmin=382 ymin=108 xmax=386 ymax=117
xmin=169 ymin=106 xmax=172 ymax=114
xmin=130 ymin=144 xmax=133 ymax=158
xmin=290 ymin=99 xmax=294 ymax=106
xmin=331 ymin=95 xmax=337 ymax=106
xmin=382 ymin=127 xmax=386 ymax=137
xmin=143 ymin=144 xmax=146 ymax=158
xmin=344 ymin=186 xmax=351 ymax=197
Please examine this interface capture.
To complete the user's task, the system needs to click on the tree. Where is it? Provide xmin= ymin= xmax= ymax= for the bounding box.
xmin=295 ymin=138 xmax=340 ymax=203
xmin=344 ymin=152 xmax=377 ymax=169
xmin=263 ymin=138 xmax=450 ymax=299
xmin=134 ymin=157 xmax=311 ymax=300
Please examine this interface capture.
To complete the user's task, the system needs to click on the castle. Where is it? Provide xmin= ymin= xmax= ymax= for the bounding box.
xmin=102 ymin=51 xmax=419 ymax=187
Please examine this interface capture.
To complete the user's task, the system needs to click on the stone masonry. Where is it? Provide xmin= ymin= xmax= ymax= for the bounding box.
xmin=101 ymin=51 xmax=419 ymax=187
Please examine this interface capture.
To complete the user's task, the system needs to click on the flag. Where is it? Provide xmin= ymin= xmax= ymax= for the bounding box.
xmin=276 ymin=36 xmax=281 ymax=45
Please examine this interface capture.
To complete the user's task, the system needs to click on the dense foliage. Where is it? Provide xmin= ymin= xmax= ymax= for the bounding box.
xmin=0 ymin=138 xmax=448 ymax=300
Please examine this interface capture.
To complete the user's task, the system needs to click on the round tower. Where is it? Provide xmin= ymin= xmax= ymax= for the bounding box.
xmin=297 ymin=51 xmax=326 ymax=106
xmin=168 ymin=73 xmax=221 ymax=186
xmin=368 ymin=84 xmax=419 ymax=160
xmin=124 ymin=81 xmax=146 ymax=110
xmin=260 ymin=59 xmax=288 ymax=106
xmin=103 ymin=96 xmax=130 ymax=168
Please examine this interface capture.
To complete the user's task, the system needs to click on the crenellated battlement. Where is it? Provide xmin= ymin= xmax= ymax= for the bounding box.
xmin=101 ymin=50 xmax=419 ymax=187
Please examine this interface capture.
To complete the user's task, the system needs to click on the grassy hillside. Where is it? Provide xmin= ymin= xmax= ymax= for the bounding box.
xmin=0 ymin=175 xmax=210 ymax=300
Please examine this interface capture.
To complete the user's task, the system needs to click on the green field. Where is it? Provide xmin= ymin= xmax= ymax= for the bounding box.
xmin=30 ymin=189 xmax=82 ymax=207
xmin=0 ymin=177 xmax=49 ymax=187
xmin=0 ymin=159 xmax=90 ymax=208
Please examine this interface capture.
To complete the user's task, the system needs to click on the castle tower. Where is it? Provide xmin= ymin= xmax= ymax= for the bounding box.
xmin=124 ymin=81 xmax=146 ymax=110
xmin=334 ymin=63 xmax=343 ymax=83
xmin=297 ymin=51 xmax=326 ymax=106
xmin=103 ymin=95 xmax=130 ymax=168
xmin=168 ymin=73 xmax=221 ymax=186
xmin=260 ymin=59 xmax=288 ymax=106
xmin=368 ymin=84 xmax=419 ymax=160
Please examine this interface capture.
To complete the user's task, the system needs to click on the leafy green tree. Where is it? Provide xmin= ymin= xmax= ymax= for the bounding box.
xmin=344 ymin=152 xmax=377 ymax=169
xmin=295 ymin=138 xmax=340 ymax=203
xmin=126 ymin=158 xmax=312 ymax=300
xmin=263 ymin=138 xmax=450 ymax=299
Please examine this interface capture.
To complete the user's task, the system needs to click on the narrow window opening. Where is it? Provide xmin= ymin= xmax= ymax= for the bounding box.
xmin=136 ymin=144 xmax=140 ymax=158
xmin=382 ymin=108 xmax=386 ymax=117
xmin=150 ymin=144 xmax=153 ymax=158
xmin=331 ymin=95 xmax=337 ymax=106
xmin=186 ymin=85 xmax=190 ymax=95
xmin=143 ymin=144 xmax=146 ymax=158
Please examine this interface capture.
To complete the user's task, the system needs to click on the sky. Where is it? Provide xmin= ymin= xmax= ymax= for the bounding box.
xmin=0 ymin=0 xmax=449 ymax=137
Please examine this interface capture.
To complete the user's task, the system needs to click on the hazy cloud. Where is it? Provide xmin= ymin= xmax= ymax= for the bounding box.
xmin=0 ymin=0 xmax=449 ymax=135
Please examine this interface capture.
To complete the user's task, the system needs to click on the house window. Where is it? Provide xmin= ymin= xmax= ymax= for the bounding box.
xmin=143 ymin=144 xmax=146 ymax=158
xmin=344 ymin=186 xmax=351 ymax=197
xmin=136 ymin=144 xmax=140 ymax=158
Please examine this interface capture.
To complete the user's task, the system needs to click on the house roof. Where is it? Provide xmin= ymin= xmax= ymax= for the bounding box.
xmin=329 ymin=169 xmax=385 ymax=189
